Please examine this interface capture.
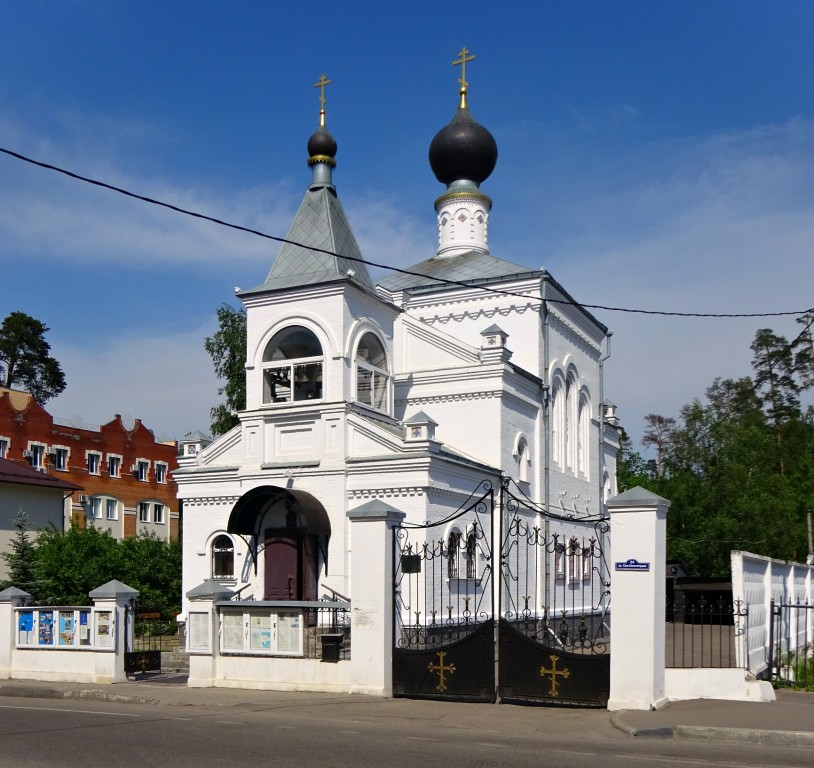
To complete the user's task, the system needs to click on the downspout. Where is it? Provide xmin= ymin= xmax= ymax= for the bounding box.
xmin=598 ymin=332 xmax=612 ymax=595
xmin=598 ymin=331 xmax=612 ymax=517
xmin=541 ymin=276 xmax=551 ymax=611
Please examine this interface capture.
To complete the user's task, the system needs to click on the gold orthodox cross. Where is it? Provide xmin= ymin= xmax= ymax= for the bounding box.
xmin=539 ymin=654 xmax=570 ymax=697
xmin=428 ymin=650 xmax=457 ymax=691
xmin=452 ymin=47 xmax=475 ymax=91
xmin=314 ymin=73 xmax=332 ymax=125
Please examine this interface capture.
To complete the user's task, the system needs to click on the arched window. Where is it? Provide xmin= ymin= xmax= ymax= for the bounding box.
xmin=447 ymin=529 xmax=462 ymax=579
xmin=211 ymin=535 xmax=234 ymax=579
xmin=262 ymin=326 xmax=323 ymax=404
xmin=578 ymin=391 xmax=590 ymax=478
xmin=565 ymin=375 xmax=575 ymax=470
xmin=466 ymin=530 xmax=478 ymax=579
xmin=550 ymin=375 xmax=565 ymax=466
xmin=355 ymin=332 xmax=390 ymax=412
xmin=517 ymin=437 xmax=530 ymax=483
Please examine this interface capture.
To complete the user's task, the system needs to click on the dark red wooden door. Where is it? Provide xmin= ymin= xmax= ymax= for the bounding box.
xmin=264 ymin=533 xmax=300 ymax=600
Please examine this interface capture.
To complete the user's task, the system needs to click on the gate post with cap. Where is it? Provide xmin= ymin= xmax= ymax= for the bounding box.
xmin=606 ymin=486 xmax=670 ymax=711
xmin=346 ymin=500 xmax=405 ymax=697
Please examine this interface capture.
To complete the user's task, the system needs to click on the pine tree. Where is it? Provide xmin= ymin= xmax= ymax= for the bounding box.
xmin=0 ymin=510 xmax=39 ymax=597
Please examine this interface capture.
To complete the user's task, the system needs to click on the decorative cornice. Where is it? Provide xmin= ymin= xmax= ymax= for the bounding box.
xmin=397 ymin=390 xmax=499 ymax=406
xmin=348 ymin=487 xmax=426 ymax=500
xmin=181 ymin=496 xmax=240 ymax=507
xmin=307 ymin=154 xmax=337 ymax=168
xmin=346 ymin=485 xmax=473 ymax=504
xmin=434 ymin=189 xmax=493 ymax=209
xmin=419 ymin=301 xmax=541 ymax=325
xmin=547 ymin=311 xmax=602 ymax=357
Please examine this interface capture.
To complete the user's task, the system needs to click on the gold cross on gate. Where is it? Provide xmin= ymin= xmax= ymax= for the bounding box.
xmin=314 ymin=73 xmax=332 ymax=109
xmin=540 ymin=654 xmax=570 ymax=697
xmin=452 ymin=47 xmax=475 ymax=91
xmin=427 ymin=650 xmax=457 ymax=691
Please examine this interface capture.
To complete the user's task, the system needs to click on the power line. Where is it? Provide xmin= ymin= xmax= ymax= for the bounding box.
xmin=1 ymin=144 xmax=811 ymax=320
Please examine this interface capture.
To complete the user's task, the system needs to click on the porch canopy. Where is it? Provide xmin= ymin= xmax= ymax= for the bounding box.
xmin=227 ymin=485 xmax=331 ymax=537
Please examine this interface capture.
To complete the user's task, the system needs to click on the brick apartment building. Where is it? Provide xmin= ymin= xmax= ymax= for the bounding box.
xmin=0 ymin=388 xmax=180 ymax=542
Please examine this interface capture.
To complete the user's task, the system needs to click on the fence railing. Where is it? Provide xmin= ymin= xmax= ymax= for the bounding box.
xmin=666 ymin=598 xmax=747 ymax=668
xmin=769 ymin=599 xmax=814 ymax=686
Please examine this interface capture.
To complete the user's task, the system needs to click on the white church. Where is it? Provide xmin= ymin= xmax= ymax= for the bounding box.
xmin=175 ymin=60 xmax=620 ymax=639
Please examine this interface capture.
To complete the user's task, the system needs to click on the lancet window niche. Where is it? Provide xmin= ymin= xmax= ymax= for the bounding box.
xmin=262 ymin=326 xmax=323 ymax=404
xmin=355 ymin=332 xmax=390 ymax=413
xmin=211 ymin=534 xmax=235 ymax=580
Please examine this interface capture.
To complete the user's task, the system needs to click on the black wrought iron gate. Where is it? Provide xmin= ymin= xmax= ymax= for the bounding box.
xmin=498 ymin=481 xmax=611 ymax=706
xmin=393 ymin=478 xmax=611 ymax=707
xmin=393 ymin=481 xmax=495 ymax=702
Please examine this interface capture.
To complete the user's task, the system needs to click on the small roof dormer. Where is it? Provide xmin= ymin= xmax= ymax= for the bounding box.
xmin=404 ymin=411 xmax=439 ymax=443
xmin=179 ymin=430 xmax=212 ymax=458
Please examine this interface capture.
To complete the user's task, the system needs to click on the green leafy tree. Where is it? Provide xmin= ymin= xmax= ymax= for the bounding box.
xmin=32 ymin=523 xmax=122 ymax=605
xmin=0 ymin=311 xmax=66 ymax=404
xmin=632 ymin=365 xmax=812 ymax=576
xmin=117 ymin=534 xmax=182 ymax=615
xmin=204 ymin=304 xmax=247 ymax=435
xmin=0 ymin=510 xmax=40 ymax=597
xmin=616 ymin=428 xmax=656 ymax=492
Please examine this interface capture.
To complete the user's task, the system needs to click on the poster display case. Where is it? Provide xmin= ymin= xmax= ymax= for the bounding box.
xmin=14 ymin=608 xmax=110 ymax=650
xmin=218 ymin=607 xmax=303 ymax=656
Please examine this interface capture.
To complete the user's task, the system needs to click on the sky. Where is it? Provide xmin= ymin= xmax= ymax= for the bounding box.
xmin=1 ymin=1 xmax=813 ymax=453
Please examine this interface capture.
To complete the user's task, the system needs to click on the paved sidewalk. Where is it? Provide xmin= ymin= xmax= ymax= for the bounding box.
xmin=1 ymin=676 xmax=813 ymax=747
xmin=611 ymin=688 xmax=814 ymax=747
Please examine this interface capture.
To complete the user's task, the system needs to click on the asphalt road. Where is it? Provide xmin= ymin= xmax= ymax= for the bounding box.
xmin=0 ymin=695 xmax=811 ymax=768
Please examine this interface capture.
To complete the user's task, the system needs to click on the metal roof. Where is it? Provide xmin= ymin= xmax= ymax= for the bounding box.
xmin=377 ymin=250 xmax=539 ymax=293
xmin=244 ymin=184 xmax=374 ymax=294
xmin=0 ymin=457 xmax=83 ymax=492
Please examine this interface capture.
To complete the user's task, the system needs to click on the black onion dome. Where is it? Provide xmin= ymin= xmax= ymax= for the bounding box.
xmin=429 ymin=106 xmax=498 ymax=185
xmin=307 ymin=125 xmax=337 ymax=160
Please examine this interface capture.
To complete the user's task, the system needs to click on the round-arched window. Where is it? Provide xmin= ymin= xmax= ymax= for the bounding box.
xmin=262 ymin=326 xmax=323 ymax=404
xmin=355 ymin=333 xmax=390 ymax=412
xmin=212 ymin=534 xmax=234 ymax=579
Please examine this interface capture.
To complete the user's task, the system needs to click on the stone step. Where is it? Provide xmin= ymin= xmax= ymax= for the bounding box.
xmin=161 ymin=650 xmax=190 ymax=672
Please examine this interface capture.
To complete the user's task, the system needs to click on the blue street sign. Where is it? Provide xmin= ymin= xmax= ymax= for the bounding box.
xmin=615 ymin=558 xmax=650 ymax=571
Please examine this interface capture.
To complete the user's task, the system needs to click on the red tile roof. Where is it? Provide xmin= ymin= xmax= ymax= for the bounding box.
xmin=0 ymin=457 xmax=83 ymax=492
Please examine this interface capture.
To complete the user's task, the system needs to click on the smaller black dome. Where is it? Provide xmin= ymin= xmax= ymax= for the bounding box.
xmin=307 ymin=125 xmax=337 ymax=159
xmin=429 ymin=106 xmax=497 ymax=186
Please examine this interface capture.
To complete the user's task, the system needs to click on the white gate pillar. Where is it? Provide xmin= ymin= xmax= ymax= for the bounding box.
xmin=89 ymin=579 xmax=139 ymax=683
xmin=0 ymin=587 xmax=30 ymax=679
xmin=347 ymin=500 xmax=405 ymax=697
xmin=185 ymin=580 xmax=235 ymax=688
xmin=606 ymin=486 xmax=670 ymax=711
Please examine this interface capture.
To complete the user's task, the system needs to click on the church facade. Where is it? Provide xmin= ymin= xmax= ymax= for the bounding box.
xmin=175 ymin=67 xmax=620 ymax=626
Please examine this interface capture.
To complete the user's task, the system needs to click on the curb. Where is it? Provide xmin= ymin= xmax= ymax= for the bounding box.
xmin=674 ymin=725 xmax=814 ymax=748
xmin=610 ymin=713 xmax=814 ymax=747
xmin=0 ymin=684 xmax=156 ymax=705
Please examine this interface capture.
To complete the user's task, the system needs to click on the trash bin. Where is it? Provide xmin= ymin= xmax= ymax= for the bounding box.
xmin=320 ymin=633 xmax=344 ymax=662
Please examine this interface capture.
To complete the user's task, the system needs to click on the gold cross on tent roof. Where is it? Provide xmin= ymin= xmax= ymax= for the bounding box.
xmin=314 ymin=73 xmax=332 ymax=125
xmin=452 ymin=47 xmax=475 ymax=90
xmin=452 ymin=47 xmax=475 ymax=108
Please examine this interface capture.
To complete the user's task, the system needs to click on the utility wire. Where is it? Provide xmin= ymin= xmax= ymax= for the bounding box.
xmin=2 ymin=145 xmax=812 ymax=320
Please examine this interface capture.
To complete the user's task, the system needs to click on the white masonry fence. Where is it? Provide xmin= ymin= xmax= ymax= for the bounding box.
xmin=731 ymin=550 xmax=814 ymax=680
xmin=0 ymin=580 xmax=137 ymax=684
